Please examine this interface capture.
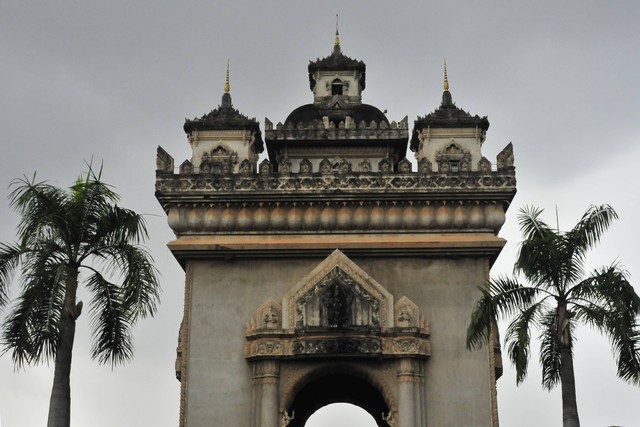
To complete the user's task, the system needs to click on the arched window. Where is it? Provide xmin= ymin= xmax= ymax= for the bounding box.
xmin=331 ymin=79 xmax=344 ymax=95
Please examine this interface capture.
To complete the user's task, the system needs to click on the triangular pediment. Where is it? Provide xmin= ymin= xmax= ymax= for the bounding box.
xmin=282 ymin=250 xmax=393 ymax=330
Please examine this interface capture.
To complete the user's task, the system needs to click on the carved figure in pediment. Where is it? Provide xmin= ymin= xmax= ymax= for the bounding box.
xmin=459 ymin=159 xmax=470 ymax=172
xmin=418 ymin=157 xmax=432 ymax=173
xmin=299 ymin=158 xmax=313 ymax=174
xmin=239 ymin=159 xmax=252 ymax=175
xmin=398 ymin=158 xmax=412 ymax=173
xmin=395 ymin=296 xmax=419 ymax=328
xmin=320 ymin=158 xmax=332 ymax=174
xmin=378 ymin=158 xmax=392 ymax=173
xmin=179 ymin=160 xmax=194 ymax=174
xmin=358 ymin=159 xmax=372 ymax=172
xmin=279 ymin=157 xmax=292 ymax=174
xmin=439 ymin=160 xmax=450 ymax=173
xmin=333 ymin=157 xmax=352 ymax=174
xmin=253 ymin=299 xmax=282 ymax=330
xmin=259 ymin=159 xmax=272 ymax=175
xmin=478 ymin=157 xmax=492 ymax=173
xmin=284 ymin=250 xmax=393 ymax=331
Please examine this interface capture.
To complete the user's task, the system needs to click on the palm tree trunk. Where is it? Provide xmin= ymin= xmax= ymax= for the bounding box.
xmin=47 ymin=267 xmax=80 ymax=427
xmin=558 ymin=302 xmax=580 ymax=427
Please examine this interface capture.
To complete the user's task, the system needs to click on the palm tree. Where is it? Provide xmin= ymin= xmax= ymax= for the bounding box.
xmin=0 ymin=167 xmax=160 ymax=427
xmin=467 ymin=205 xmax=640 ymax=427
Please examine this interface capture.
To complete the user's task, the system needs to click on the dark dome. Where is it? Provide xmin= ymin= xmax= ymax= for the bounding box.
xmin=284 ymin=103 xmax=388 ymax=127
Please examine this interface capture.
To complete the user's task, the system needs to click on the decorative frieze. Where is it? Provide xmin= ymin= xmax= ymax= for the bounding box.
xmin=164 ymin=200 xmax=506 ymax=235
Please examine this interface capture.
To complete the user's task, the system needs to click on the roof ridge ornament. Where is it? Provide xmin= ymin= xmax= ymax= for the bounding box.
xmin=224 ymin=60 xmax=230 ymax=94
xmin=443 ymin=58 xmax=449 ymax=91
xmin=334 ymin=14 xmax=341 ymax=54
xmin=442 ymin=58 xmax=453 ymax=106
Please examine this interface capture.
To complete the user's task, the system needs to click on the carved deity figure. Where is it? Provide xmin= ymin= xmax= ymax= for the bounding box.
xmin=398 ymin=304 xmax=413 ymax=326
xmin=282 ymin=410 xmax=295 ymax=427
xmin=263 ymin=306 xmax=279 ymax=329
xmin=321 ymin=283 xmax=353 ymax=328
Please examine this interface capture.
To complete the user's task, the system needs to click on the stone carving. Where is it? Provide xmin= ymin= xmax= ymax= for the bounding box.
xmin=398 ymin=158 xmax=412 ymax=173
xmin=334 ymin=157 xmax=352 ymax=174
xmin=294 ymin=267 xmax=380 ymax=329
xmin=358 ymin=159 xmax=372 ymax=172
xmin=157 ymin=167 xmax=515 ymax=193
xmin=395 ymin=296 xmax=419 ymax=328
xmin=282 ymin=410 xmax=295 ymax=427
xmin=179 ymin=160 xmax=194 ymax=174
xmin=259 ymin=159 xmax=272 ymax=175
xmin=239 ymin=159 xmax=252 ymax=175
xmin=285 ymin=250 xmax=392 ymax=330
xmin=378 ymin=158 xmax=392 ymax=172
xmin=156 ymin=146 xmax=174 ymax=173
xmin=299 ymin=158 xmax=312 ymax=174
xmin=497 ymin=142 xmax=514 ymax=170
xmin=292 ymin=338 xmax=382 ymax=355
xmin=382 ymin=411 xmax=396 ymax=427
xmin=418 ymin=157 xmax=432 ymax=173
xmin=279 ymin=157 xmax=292 ymax=174
xmin=320 ymin=158 xmax=332 ymax=174
xmin=249 ymin=298 xmax=282 ymax=331
xmin=478 ymin=157 xmax=492 ymax=173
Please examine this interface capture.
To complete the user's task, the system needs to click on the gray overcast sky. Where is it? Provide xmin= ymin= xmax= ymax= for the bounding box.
xmin=1 ymin=1 xmax=639 ymax=426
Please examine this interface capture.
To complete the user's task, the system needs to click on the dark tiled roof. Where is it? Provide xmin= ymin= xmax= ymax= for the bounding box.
xmin=308 ymin=45 xmax=366 ymax=91
xmin=284 ymin=103 xmax=388 ymax=127
xmin=410 ymin=91 xmax=489 ymax=151
xmin=183 ymin=93 xmax=264 ymax=151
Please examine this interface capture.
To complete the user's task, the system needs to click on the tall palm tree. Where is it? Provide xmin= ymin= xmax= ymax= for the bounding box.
xmin=467 ymin=205 xmax=640 ymax=427
xmin=0 ymin=168 xmax=160 ymax=427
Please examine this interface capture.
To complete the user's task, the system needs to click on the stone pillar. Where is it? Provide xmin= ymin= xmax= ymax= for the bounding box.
xmin=397 ymin=359 xmax=422 ymax=427
xmin=253 ymin=360 xmax=280 ymax=427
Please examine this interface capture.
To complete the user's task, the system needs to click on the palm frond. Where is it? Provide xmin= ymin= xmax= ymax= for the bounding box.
xmin=538 ymin=311 xmax=562 ymax=390
xmin=85 ymin=271 xmax=134 ymax=366
xmin=566 ymin=205 xmax=618 ymax=256
xmin=489 ymin=276 xmax=545 ymax=318
xmin=505 ymin=302 xmax=544 ymax=384
xmin=1 ymin=263 xmax=65 ymax=367
xmin=466 ymin=288 xmax=494 ymax=350
xmin=0 ymin=242 xmax=26 ymax=307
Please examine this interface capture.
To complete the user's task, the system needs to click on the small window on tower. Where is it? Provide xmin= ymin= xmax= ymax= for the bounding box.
xmin=450 ymin=161 xmax=460 ymax=173
xmin=331 ymin=79 xmax=343 ymax=95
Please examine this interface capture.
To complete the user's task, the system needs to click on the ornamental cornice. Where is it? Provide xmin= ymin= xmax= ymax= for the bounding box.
xmin=155 ymin=171 xmax=516 ymax=197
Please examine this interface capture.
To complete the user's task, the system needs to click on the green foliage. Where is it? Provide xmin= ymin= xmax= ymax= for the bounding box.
xmin=0 ymin=167 xmax=160 ymax=367
xmin=467 ymin=204 xmax=640 ymax=389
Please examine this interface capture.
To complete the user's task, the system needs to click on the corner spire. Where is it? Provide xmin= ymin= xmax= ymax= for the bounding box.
xmin=443 ymin=58 xmax=449 ymax=91
xmin=224 ymin=60 xmax=230 ymax=94
xmin=333 ymin=14 xmax=341 ymax=54
xmin=221 ymin=61 xmax=232 ymax=108
xmin=442 ymin=58 xmax=453 ymax=106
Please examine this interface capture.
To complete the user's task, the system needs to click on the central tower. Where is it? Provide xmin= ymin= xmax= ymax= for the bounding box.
xmin=156 ymin=32 xmax=515 ymax=427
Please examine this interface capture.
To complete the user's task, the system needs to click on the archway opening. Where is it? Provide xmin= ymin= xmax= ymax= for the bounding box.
xmin=286 ymin=372 xmax=389 ymax=427
xmin=305 ymin=403 xmax=377 ymax=427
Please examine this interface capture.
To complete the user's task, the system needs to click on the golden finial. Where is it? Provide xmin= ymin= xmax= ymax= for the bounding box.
xmin=443 ymin=58 xmax=449 ymax=91
xmin=334 ymin=14 xmax=340 ymax=47
xmin=224 ymin=60 xmax=230 ymax=94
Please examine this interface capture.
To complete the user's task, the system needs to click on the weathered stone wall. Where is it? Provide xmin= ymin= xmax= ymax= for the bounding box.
xmin=183 ymin=254 xmax=493 ymax=426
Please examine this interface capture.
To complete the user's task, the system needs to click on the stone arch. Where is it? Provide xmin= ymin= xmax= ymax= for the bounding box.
xmin=281 ymin=363 xmax=395 ymax=427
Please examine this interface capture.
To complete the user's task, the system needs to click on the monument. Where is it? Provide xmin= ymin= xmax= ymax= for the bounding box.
xmin=155 ymin=29 xmax=516 ymax=427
